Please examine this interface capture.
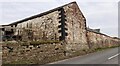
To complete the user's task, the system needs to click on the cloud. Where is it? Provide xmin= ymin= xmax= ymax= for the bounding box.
xmin=55 ymin=0 xmax=119 ymax=3
xmin=77 ymin=2 xmax=118 ymax=37
xmin=0 ymin=1 xmax=118 ymax=37
xmin=0 ymin=2 xmax=62 ymax=25
xmin=0 ymin=0 xmax=57 ymax=2
xmin=101 ymin=27 xmax=118 ymax=37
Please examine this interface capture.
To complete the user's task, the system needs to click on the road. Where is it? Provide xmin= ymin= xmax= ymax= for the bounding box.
xmin=0 ymin=51 xmax=2 ymax=66
xmin=50 ymin=47 xmax=120 ymax=64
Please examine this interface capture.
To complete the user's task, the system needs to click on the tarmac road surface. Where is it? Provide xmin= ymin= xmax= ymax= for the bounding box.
xmin=50 ymin=47 xmax=120 ymax=64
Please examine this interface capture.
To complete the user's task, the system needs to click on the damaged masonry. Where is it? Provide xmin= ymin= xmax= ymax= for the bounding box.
xmin=1 ymin=2 xmax=120 ymax=64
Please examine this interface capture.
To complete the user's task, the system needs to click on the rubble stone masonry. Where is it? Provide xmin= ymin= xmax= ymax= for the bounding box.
xmin=2 ymin=2 xmax=120 ymax=64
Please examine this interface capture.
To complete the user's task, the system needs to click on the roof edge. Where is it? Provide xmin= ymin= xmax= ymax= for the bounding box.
xmin=8 ymin=1 xmax=77 ymax=25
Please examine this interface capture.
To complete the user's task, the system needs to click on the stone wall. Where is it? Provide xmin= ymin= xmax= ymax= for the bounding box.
xmin=2 ymin=42 xmax=66 ymax=64
xmin=2 ymin=2 xmax=90 ymax=64
xmin=9 ymin=2 xmax=89 ymax=52
xmin=2 ymin=2 xmax=120 ymax=64
xmin=63 ymin=2 xmax=89 ymax=52
xmin=15 ymin=11 xmax=60 ymax=41
xmin=87 ymin=30 xmax=120 ymax=49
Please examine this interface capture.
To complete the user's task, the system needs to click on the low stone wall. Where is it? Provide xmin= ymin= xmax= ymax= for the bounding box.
xmin=2 ymin=33 xmax=120 ymax=64
xmin=2 ymin=41 xmax=91 ymax=64
xmin=2 ymin=42 xmax=67 ymax=64
xmin=87 ymin=30 xmax=120 ymax=49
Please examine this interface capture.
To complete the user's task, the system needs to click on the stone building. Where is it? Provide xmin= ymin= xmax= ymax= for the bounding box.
xmin=1 ymin=1 xmax=120 ymax=50
xmin=2 ymin=1 xmax=120 ymax=64
xmin=2 ymin=2 xmax=89 ymax=50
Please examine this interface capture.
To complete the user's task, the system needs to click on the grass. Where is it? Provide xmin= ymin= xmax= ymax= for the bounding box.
xmin=10 ymin=40 xmax=61 ymax=46
xmin=30 ymin=40 xmax=60 ymax=45
xmin=94 ymin=45 xmax=120 ymax=52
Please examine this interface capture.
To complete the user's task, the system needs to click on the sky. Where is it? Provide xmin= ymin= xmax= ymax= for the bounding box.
xmin=0 ymin=0 xmax=119 ymax=37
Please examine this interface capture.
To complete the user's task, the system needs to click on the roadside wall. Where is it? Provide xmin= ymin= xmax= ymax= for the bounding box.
xmin=87 ymin=30 xmax=120 ymax=49
xmin=2 ymin=42 xmax=66 ymax=64
xmin=2 ymin=2 xmax=89 ymax=64
xmin=2 ymin=2 xmax=120 ymax=64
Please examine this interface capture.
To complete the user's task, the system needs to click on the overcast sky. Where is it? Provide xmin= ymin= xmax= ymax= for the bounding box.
xmin=0 ymin=0 xmax=119 ymax=37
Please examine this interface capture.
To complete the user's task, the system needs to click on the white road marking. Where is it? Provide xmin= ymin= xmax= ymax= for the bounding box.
xmin=108 ymin=53 xmax=120 ymax=60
